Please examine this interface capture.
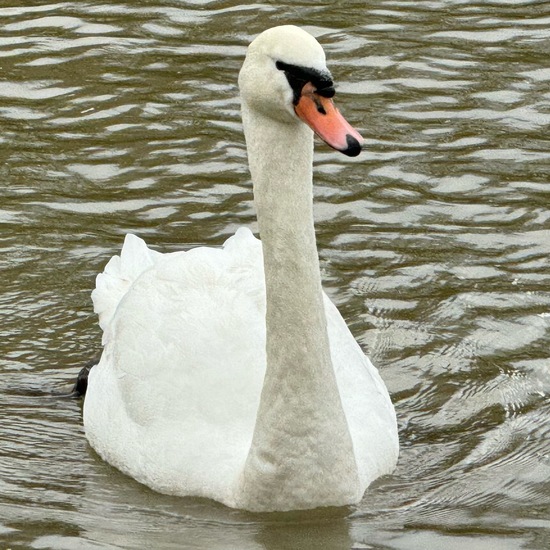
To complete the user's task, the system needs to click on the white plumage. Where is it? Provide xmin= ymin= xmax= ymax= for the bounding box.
xmin=84 ymin=25 xmax=398 ymax=512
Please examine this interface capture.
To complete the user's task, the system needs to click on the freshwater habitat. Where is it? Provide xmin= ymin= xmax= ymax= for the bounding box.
xmin=1 ymin=1 xmax=549 ymax=548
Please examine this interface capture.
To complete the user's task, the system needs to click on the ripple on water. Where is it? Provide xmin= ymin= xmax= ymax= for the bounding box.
xmin=1 ymin=1 xmax=550 ymax=549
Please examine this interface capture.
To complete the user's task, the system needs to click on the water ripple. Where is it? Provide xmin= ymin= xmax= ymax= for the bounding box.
xmin=1 ymin=1 xmax=549 ymax=548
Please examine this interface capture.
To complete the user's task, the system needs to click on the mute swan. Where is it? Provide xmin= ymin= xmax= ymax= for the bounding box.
xmin=83 ymin=25 xmax=398 ymax=512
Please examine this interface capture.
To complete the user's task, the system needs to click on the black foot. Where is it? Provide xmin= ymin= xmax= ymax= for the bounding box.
xmin=71 ymin=357 xmax=99 ymax=398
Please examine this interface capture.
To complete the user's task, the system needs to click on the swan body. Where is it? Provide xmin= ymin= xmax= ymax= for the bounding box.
xmin=83 ymin=25 xmax=398 ymax=512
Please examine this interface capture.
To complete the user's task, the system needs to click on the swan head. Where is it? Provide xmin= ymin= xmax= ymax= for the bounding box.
xmin=239 ymin=26 xmax=364 ymax=157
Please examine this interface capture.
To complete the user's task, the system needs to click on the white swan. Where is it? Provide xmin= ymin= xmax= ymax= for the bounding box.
xmin=83 ymin=25 xmax=398 ymax=512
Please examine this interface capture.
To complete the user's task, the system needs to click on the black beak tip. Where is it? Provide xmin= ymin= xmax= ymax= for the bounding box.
xmin=341 ymin=134 xmax=362 ymax=157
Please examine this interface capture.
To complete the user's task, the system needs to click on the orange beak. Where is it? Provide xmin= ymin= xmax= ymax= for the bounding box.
xmin=294 ymin=83 xmax=364 ymax=157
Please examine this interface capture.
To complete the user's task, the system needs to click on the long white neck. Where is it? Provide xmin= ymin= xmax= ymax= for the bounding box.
xmin=237 ymin=103 xmax=360 ymax=511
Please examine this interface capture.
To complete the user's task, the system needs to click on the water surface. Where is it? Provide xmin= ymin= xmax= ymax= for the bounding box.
xmin=1 ymin=1 xmax=550 ymax=549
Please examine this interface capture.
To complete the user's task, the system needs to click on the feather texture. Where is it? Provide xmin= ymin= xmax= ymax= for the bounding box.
xmin=83 ymin=26 xmax=398 ymax=512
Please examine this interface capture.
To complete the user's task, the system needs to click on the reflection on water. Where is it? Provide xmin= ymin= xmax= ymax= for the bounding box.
xmin=1 ymin=1 xmax=549 ymax=548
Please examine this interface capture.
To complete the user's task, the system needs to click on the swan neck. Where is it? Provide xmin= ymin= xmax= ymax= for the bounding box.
xmin=238 ymin=103 xmax=359 ymax=511
xmin=244 ymin=106 xmax=327 ymax=382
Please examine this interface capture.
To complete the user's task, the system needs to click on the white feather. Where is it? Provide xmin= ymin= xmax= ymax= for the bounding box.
xmin=83 ymin=26 xmax=398 ymax=512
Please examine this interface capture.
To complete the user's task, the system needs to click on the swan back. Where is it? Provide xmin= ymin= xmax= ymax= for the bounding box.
xmin=85 ymin=230 xmax=271 ymax=503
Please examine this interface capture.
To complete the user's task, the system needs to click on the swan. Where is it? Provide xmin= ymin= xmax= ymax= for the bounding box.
xmin=83 ymin=25 xmax=398 ymax=512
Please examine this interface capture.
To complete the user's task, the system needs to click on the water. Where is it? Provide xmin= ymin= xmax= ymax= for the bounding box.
xmin=1 ymin=1 xmax=549 ymax=548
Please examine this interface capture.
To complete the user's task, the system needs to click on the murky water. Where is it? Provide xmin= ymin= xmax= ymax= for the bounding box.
xmin=1 ymin=1 xmax=549 ymax=548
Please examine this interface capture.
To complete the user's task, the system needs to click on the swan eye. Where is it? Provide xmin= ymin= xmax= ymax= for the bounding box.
xmin=276 ymin=61 xmax=335 ymax=104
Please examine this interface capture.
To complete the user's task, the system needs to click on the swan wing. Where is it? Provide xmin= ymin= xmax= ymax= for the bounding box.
xmin=84 ymin=228 xmax=267 ymax=504
xmin=325 ymin=297 xmax=399 ymax=489
xmin=92 ymin=233 xmax=161 ymax=342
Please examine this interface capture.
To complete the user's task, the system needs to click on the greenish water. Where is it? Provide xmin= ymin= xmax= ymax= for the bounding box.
xmin=1 ymin=1 xmax=549 ymax=549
